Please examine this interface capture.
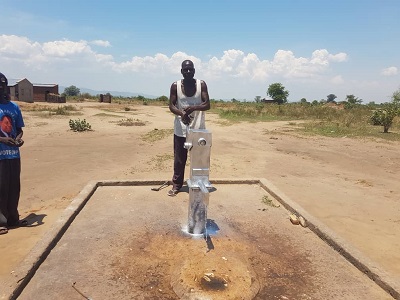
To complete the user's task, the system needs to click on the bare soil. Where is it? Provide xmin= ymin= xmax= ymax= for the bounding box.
xmin=1 ymin=101 xmax=400 ymax=294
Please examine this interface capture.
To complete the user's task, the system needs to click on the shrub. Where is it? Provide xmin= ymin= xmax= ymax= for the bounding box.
xmin=370 ymin=107 xmax=398 ymax=133
xmin=54 ymin=105 xmax=77 ymax=115
xmin=69 ymin=119 xmax=92 ymax=132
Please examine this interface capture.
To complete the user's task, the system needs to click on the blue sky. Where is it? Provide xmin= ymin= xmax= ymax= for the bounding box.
xmin=1 ymin=0 xmax=399 ymax=103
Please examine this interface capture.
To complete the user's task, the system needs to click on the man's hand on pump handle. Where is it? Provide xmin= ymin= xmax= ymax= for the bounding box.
xmin=182 ymin=112 xmax=193 ymax=125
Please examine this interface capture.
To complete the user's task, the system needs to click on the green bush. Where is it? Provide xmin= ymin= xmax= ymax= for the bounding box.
xmin=69 ymin=119 xmax=92 ymax=132
xmin=370 ymin=106 xmax=399 ymax=133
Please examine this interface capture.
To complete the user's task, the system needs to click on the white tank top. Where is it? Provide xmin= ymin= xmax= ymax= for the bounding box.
xmin=174 ymin=79 xmax=206 ymax=137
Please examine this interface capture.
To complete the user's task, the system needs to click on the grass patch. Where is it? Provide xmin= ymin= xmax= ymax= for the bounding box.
xmin=116 ymin=118 xmax=146 ymax=126
xmin=300 ymin=121 xmax=400 ymax=140
xmin=261 ymin=195 xmax=274 ymax=207
xmin=52 ymin=105 xmax=79 ymax=115
xmin=149 ymin=154 xmax=174 ymax=170
xmin=22 ymin=104 xmax=81 ymax=117
xmin=94 ymin=104 xmax=138 ymax=113
xmin=94 ymin=113 xmax=123 ymax=118
xmin=141 ymin=128 xmax=173 ymax=143
xmin=214 ymin=102 xmax=400 ymax=141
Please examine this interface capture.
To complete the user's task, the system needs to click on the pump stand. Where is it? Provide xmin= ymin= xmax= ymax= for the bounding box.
xmin=184 ymin=129 xmax=212 ymax=234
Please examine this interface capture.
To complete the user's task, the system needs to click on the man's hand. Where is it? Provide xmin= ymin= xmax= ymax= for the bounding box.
xmin=184 ymin=106 xmax=195 ymax=115
xmin=15 ymin=138 xmax=24 ymax=147
xmin=0 ymin=137 xmax=18 ymax=146
xmin=182 ymin=114 xmax=191 ymax=125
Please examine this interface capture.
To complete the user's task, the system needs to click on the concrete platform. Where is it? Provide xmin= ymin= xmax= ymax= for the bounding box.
xmin=2 ymin=179 xmax=398 ymax=299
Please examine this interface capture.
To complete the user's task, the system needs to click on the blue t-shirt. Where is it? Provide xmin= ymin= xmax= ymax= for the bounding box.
xmin=0 ymin=101 xmax=25 ymax=160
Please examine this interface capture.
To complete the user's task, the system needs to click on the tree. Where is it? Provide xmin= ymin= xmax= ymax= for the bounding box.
xmin=157 ymin=95 xmax=169 ymax=103
xmin=393 ymin=89 xmax=400 ymax=103
xmin=267 ymin=83 xmax=289 ymax=103
xmin=64 ymin=85 xmax=80 ymax=96
xmin=369 ymin=89 xmax=400 ymax=133
xmin=254 ymin=96 xmax=261 ymax=103
xmin=346 ymin=94 xmax=362 ymax=104
xmin=311 ymin=100 xmax=319 ymax=105
xmin=326 ymin=94 xmax=337 ymax=102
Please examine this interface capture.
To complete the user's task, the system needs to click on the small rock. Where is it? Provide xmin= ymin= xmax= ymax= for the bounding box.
xmin=289 ymin=214 xmax=300 ymax=225
xmin=299 ymin=216 xmax=307 ymax=227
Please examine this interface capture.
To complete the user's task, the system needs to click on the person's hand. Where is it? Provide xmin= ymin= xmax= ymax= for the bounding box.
xmin=0 ymin=137 xmax=18 ymax=146
xmin=184 ymin=107 xmax=195 ymax=115
xmin=15 ymin=138 xmax=24 ymax=147
xmin=182 ymin=114 xmax=191 ymax=125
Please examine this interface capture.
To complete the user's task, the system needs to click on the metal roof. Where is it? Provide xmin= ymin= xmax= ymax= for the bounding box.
xmin=32 ymin=83 xmax=58 ymax=88
xmin=7 ymin=78 xmax=27 ymax=86
xmin=6 ymin=79 xmax=57 ymax=88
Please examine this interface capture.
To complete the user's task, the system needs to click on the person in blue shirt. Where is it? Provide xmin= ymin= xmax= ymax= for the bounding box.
xmin=0 ymin=72 xmax=27 ymax=235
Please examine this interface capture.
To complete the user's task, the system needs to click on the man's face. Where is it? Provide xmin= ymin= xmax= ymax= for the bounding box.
xmin=181 ymin=62 xmax=195 ymax=80
xmin=0 ymin=116 xmax=12 ymax=133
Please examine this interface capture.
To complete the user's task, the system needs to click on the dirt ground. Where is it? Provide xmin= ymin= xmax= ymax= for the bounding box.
xmin=1 ymin=101 xmax=400 ymax=294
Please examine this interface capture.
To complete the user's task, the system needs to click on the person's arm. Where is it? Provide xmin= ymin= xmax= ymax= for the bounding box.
xmin=169 ymin=82 xmax=191 ymax=125
xmin=183 ymin=80 xmax=210 ymax=116
xmin=0 ymin=136 xmax=17 ymax=146
xmin=169 ymin=82 xmax=183 ymax=117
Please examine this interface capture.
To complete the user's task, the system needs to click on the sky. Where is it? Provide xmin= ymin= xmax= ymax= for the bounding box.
xmin=1 ymin=0 xmax=399 ymax=103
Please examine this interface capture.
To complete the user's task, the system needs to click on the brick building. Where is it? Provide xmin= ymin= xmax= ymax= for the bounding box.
xmin=32 ymin=83 xmax=59 ymax=102
xmin=7 ymin=78 xmax=60 ymax=103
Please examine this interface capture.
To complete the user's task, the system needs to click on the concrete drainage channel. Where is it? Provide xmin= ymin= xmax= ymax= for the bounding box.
xmin=1 ymin=179 xmax=399 ymax=300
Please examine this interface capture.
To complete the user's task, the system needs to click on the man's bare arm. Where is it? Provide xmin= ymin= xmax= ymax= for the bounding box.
xmin=169 ymin=82 xmax=184 ymax=117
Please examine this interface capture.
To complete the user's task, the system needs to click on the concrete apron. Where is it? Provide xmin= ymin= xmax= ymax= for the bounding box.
xmin=1 ymin=179 xmax=398 ymax=300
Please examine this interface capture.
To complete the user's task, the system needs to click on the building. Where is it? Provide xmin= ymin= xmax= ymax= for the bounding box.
xmin=32 ymin=83 xmax=59 ymax=102
xmin=8 ymin=78 xmax=33 ymax=103
xmin=7 ymin=78 xmax=61 ymax=103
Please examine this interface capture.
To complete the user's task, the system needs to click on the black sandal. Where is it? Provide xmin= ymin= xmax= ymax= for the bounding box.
xmin=8 ymin=219 xmax=29 ymax=228
xmin=167 ymin=189 xmax=179 ymax=197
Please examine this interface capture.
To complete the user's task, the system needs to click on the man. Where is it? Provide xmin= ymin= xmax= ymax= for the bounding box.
xmin=0 ymin=72 xmax=26 ymax=235
xmin=168 ymin=60 xmax=210 ymax=196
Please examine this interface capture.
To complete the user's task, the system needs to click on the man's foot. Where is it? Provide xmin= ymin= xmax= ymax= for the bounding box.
xmin=8 ymin=219 xmax=29 ymax=228
xmin=0 ymin=226 xmax=8 ymax=235
xmin=167 ymin=189 xmax=179 ymax=197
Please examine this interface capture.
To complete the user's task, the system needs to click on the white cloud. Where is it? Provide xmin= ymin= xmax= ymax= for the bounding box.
xmin=203 ymin=49 xmax=348 ymax=80
xmin=0 ymin=35 xmax=348 ymax=82
xmin=381 ymin=66 xmax=398 ymax=76
xmin=0 ymin=34 xmax=41 ymax=57
xmin=331 ymin=75 xmax=344 ymax=85
xmin=90 ymin=40 xmax=111 ymax=47
xmin=42 ymin=40 xmax=91 ymax=57
xmin=2 ymin=34 xmax=365 ymax=102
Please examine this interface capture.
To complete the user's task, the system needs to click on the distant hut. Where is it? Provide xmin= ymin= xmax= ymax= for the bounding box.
xmin=8 ymin=78 xmax=33 ymax=103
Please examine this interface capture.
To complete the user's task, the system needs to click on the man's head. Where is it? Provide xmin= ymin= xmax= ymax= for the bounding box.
xmin=0 ymin=73 xmax=8 ymax=101
xmin=181 ymin=60 xmax=195 ymax=80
